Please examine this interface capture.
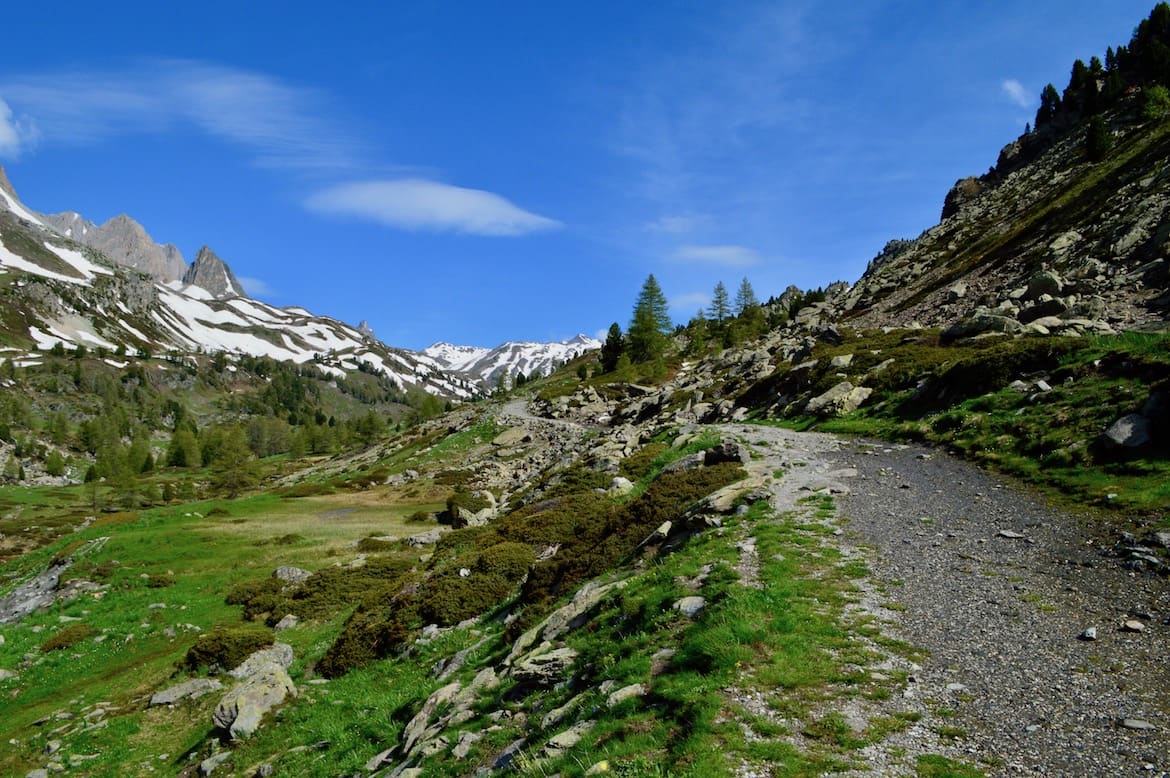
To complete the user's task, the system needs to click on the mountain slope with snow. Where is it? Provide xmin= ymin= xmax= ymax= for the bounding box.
xmin=424 ymin=334 xmax=600 ymax=389
xmin=0 ymin=169 xmax=475 ymax=399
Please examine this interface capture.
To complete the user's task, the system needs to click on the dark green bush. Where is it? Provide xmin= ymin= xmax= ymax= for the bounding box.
xmin=182 ymin=624 xmax=273 ymax=672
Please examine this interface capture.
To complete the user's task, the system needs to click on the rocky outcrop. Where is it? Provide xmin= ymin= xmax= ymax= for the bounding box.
xmin=212 ymin=644 xmax=297 ymax=740
xmin=183 ymin=246 xmax=244 ymax=298
xmin=44 ymin=212 xmax=188 ymax=283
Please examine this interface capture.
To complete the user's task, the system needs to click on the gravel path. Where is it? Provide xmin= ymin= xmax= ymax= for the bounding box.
xmin=826 ymin=435 xmax=1170 ymax=776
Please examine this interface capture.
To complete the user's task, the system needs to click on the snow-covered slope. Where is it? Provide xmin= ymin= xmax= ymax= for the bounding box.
xmin=424 ymin=334 xmax=600 ymax=389
xmin=0 ymin=170 xmax=475 ymax=399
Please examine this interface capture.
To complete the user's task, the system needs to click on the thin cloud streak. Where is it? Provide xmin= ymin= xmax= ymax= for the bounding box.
xmin=237 ymin=276 xmax=275 ymax=297
xmin=0 ymin=60 xmax=363 ymax=170
xmin=1001 ymin=79 xmax=1032 ymax=108
xmin=305 ymin=179 xmax=562 ymax=236
xmin=673 ymin=244 xmax=762 ymax=267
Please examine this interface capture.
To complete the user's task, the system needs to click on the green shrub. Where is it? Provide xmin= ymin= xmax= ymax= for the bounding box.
xmin=416 ymin=572 xmax=513 ymax=626
xmin=40 ymin=624 xmax=98 ymax=652
xmin=181 ymin=624 xmax=274 ymax=672
xmin=619 ymin=442 xmax=668 ymax=480
xmin=475 ymin=542 xmax=536 ymax=581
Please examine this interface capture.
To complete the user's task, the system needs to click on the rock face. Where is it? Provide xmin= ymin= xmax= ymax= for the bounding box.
xmin=43 ymin=212 xmax=188 ymax=283
xmin=182 ymin=246 xmax=244 ymax=298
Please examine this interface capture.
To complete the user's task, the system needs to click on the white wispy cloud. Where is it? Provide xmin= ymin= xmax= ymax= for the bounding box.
xmin=237 ymin=276 xmax=275 ymax=297
xmin=305 ymin=179 xmax=561 ymax=236
xmin=0 ymin=98 xmax=34 ymax=158
xmin=644 ymin=214 xmax=709 ymax=234
xmin=672 ymin=244 xmax=762 ymax=267
xmin=669 ymin=291 xmax=710 ymax=314
xmin=1001 ymin=79 xmax=1032 ymax=108
xmin=0 ymin=60 xmax=362 ymax=170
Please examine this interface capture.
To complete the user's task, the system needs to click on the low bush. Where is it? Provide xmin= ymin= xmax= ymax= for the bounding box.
xmin=181 ymin=624 xmax=273 ymax=672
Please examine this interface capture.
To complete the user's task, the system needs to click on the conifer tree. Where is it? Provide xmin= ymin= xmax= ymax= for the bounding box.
xmin=599 ymin=323 xmax=625 ymax=373
xmin=734 ymin=277 xmax=760 ymax=316
xmin=708 ymin=282 xmax=731 ymax=322
xmin=627 ymin=275 xmax=671 ymax=363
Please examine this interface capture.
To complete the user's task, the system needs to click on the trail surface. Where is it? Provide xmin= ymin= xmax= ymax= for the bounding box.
xmin=719 ymin=422 xmax=1168 ymax=776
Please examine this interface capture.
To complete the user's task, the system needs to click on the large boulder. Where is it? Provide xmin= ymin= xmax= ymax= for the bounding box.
xmin=1102 ymin=414 xmax=1151 ymax=449
xmin=512 ymin=645 xmax=579 ymax=688
xmin=212 ymin=645 xmax=297 ymax=740
xmin=805 ymin=382 xmax=873 ymax=417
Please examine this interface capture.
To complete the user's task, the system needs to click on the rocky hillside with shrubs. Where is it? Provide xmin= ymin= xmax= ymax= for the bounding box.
xmin=1 ymin=5 xmax=1170 ymax=778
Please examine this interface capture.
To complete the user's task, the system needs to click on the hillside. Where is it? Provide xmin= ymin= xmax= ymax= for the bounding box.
xmin=0 ymin=5 xmax=1169 ymax=778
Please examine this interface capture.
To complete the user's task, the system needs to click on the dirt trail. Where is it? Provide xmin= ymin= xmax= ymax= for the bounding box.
xmin=720 ymin=422 xmax=1168 ymax=776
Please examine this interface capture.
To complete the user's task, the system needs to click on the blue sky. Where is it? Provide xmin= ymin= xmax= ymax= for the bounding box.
xmin=0 ymin=1 xmax=1156 ymax=349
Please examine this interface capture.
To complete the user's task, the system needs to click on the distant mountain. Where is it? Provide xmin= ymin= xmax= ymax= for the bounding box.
xmin=423 ymin=334 xmax=600 ymax=389
xmin=0 ymin=167 xmax=476 ymax=399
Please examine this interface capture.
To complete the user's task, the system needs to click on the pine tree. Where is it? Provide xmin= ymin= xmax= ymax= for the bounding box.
xmin=1035 ymin=84 xmax=1062 ymax=127
xmin=627 ymin=275 xmax=672 ymax=363
xmin=599 ymin=323 xmax=625 ymax=373
xmin=1085 ymin=115 xmax=1113 ymax=161
xmin=708 ymin=282 xmax=731 ymax=322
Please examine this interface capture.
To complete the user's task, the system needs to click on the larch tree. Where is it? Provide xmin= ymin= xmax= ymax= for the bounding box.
xmin=627 ymin=274 xmax=672 ymax=363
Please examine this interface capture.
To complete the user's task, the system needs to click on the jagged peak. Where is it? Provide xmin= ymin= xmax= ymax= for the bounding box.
xmin=183 ymin=245 xmax=244 ymax=299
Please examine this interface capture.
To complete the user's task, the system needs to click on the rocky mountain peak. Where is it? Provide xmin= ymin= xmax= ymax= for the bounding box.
xmin=183 ymin=246 xmax=244 ymax=299
xmin=47 ymin=212 xmax=188 ymax=283
xmin=0 ymin=165 xmax=16 ymax=200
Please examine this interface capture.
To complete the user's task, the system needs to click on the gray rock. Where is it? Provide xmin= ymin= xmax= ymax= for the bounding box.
xmin=513 ymin=646 xmax=579 ymax=688
xmin=213 ymin=659 xmax=297 ymax=739
xmin=806 ymin=382 xmax=873 ymax=417
xmin=1025 ymin=270 xmax=1064 ymax=300
xmin=492 ymin=737 xmax=529 ymax=769
xmin=452 ymin=730 xmax=484 ymax=759
xmin=0 ymin=559 xmax=71 ymax=625
xmin=149 ymin=678 xmax=223 ymax=706
xmin=1102 ymin=414 xmax=1151 ymax=449
xmin=198 ymin=752 xmax=231 ymax=776
xmin=0 ymin=668 xmax=17 ymax=682
xmin=1079 ymin=627 xmax=1098 ymax=641
xmin=661 ymin=452 xmax=706 ymax=474
xmin=272 ymin=566 xmax=312 ymax=585
xmin=704 ymin=442 xmax=750 ymax=466
xmin=405 ymin=528 xmax=446 ymax=547
xmin=673 ymin=596 xmax=706 ymax=617
xmin=829 ymin=353 xmax=854 ymax=369
xmin=273 ymin=614 xmax=299 ymax=632
xmin=543 ymin=720 xmax=596 ymax=756
xmin=608 ymin=476 xmax=635 ymax=496
xmin=1120 ymin=718 xmax=1157 ymax=731
xmin=606 ymin=682 xmax=647 ymax=707
xmin=228 ymin=643 xmax=293 ymax=680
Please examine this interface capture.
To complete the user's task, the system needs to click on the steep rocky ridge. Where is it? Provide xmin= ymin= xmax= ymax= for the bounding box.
xmin=840 ymin=101 xmax=1170 ymax=337
xmin=41 ymin=211 xmax=188 ymax=286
